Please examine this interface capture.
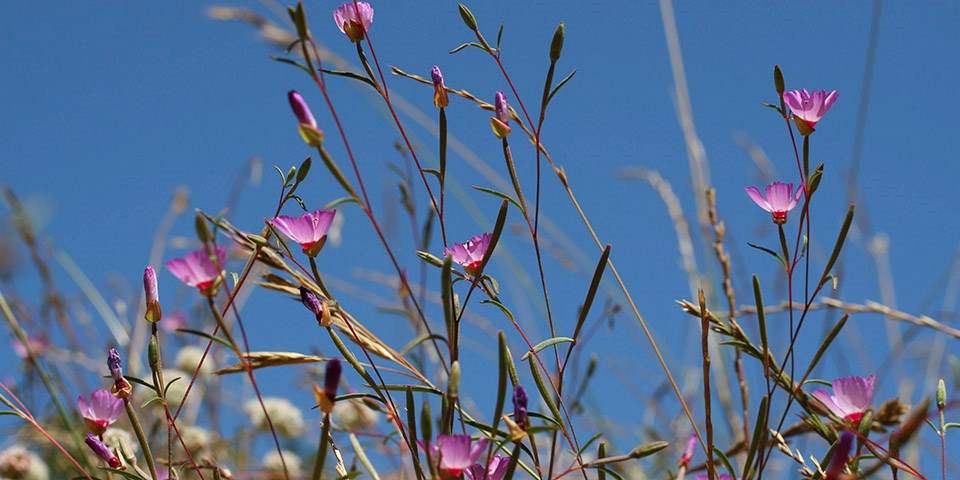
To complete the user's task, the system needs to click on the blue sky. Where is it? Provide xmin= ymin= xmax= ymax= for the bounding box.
xmin=3 ymin=1 xmax=959 ymax=476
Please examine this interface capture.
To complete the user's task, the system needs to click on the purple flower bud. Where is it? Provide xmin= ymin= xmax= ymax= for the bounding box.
xmin=324 ymin=359 xmax=342 ymax=401
xmin=431 ymin=65 xmax=449 ymax=109
xmin=300 ymin=286 xmax=323 ymax=322
xmin=84 ymin=433 xmax=121 ymax=468
xmin=494 ymin=91 xmax=509 ymax=124
xmin=143 ymin=266 xmax=162 ymax=323
xmin=107 ymin=348 xmax=132 ymax=398
xmin=512 ymin=384 xmax=528 ymax=431
xmin=107 ymin=348 xmax=123 ymax=383
xmin=824 ymin=432 xmax=853 ymax=480
xmin=288 ymin=90 xmax=317 ymax=128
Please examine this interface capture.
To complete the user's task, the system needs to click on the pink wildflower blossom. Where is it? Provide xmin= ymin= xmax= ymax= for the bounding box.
xmin=333 ymin=2 xmax=374 ymax=43
xmin=444 ymin=233 xmax=492 ymax=275
xmin=745 ymin=181 xmax=803 ymax=225
xmin=436 ymin=434 xmax=488 ymax=477
xmin=77 ymin=390 xmax=124 ymax=435
xmin=812 ymin=375 xmax=875 ymax=424
xmin=465 ymin=454 xmax=508 ymax=480
xmin=783 ymin=89 xmax=838 ymax=132
xmin=269 ymin=210 xmax=336 ymax=253
xmin=164 ymin=246 xmax=226 ymax=293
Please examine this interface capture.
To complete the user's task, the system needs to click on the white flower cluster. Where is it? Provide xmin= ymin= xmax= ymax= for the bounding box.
xmin=244 ymin=397 xmax=304 ymax=437
xmin=0 ymin=446 xmax=49 ymax=480
xmin=261 ymin=450 xmax=302 ymax=477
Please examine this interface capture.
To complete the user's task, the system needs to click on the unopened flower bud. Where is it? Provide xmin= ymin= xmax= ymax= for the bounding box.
xmin=937 ymin=379 xmax=947 ymax=410
xmin=490 ymin=91 xmax=511 ymax=139
xmin=458 ymin=3 xmax=478 ymax=31
xmin=512 ymin=384 xmax=528 ymax=431
xmin=316 ymin=359 xmax=342 ymax=414
xmin=431 ymin=65 xmax=449 ymax=108
xmin=824 ymin=432 xmax=852 ymax=480
xmin=550 ymin=22 xmax=565 ymax=63
xmin=678 ymin=433 xmax=696 ymax=468
xmin=288 ymin=90 xmax=324 ymax=147
xmin=85 ymin=433 xmax=122 ymax=469
xmin=299 ymin=286 xmax=332 ymax=327
xmin=144 ymin=266 xmax=162 ymax=323
xmin=108 ymin=348 xmax=132 ymax=399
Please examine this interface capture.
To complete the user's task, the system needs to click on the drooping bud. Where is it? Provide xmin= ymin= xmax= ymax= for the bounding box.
xmin=824 ymin=432 xmax=853 ymax=480
xmin=490 ymin=91 xmax=512 ymax=139
xmin=143 ymin=266 xmax=162 ymax=323
xmin=288 ymin=90 xmax=324 ymax=147
xmin=431 ymin=66 xmax=449 ymax=109
xmin=107 ymin=348 xmax=132 ymax=399
xmin=512 ymin=384 xmax=528 ymax=431
xmin=85 ymin=434 xmax=122 ymax=469
xmin=299 ymin=286 xmax=332 ymax=327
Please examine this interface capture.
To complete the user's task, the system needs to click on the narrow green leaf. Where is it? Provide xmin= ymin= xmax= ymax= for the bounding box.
xmin=472 ymin=186 xmax=522 ymax=211
xmin=747 ymin=242 xmax=787 ymax=269
xmin=571 ymin=245 xmax=611 ymax=345
xmin=819 ymin=204 xmax=856 ymax=289
xmin=800 ymin=314 xmax=849 ymax=384
xmin=499 ymin=331 xmax=519 ymax=386
xmin=269 ymin=55 xmax=311 ymax=75
xmin=98 ymin=467 xmax=147 ymax=480
xmin=521 ymin=337 xmax=574 ymax=361
xmin=176 ymin=328 xmax=233 ymax=349
xmin=449 ymin=42 xmax=484 ymax=54
xmin=743 ymin=395 xmax=769 ymax=478
xmin=323 ymin=196 xmax=361 ymax=210
xmin=350 ymin=433 xmax=381 ymax=480
xmin=320 ymin=68 xmax=377 ymax=89
xmin=546 ymin=69 xmax=577 ymax=105
xmin=528 ymin=358 xmax=565 ymax=433
xmin=400 ymin=333 xmax=448 ymax=356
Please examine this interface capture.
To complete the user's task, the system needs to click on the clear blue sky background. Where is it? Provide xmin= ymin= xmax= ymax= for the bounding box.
xmin=2 ymin=1 xmax=959 ymax=476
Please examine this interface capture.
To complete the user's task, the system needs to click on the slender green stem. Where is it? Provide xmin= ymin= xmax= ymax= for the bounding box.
xmin=311 ymin=414 xmax=332 ymax=480
xmin=124 ymin=398 xmax=158 ymax=480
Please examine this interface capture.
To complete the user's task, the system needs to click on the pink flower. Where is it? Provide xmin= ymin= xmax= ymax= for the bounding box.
xmin=465 ymin=454 xmax=508 ymax=480
xmin=77 ymin=390 xmax=124 ymax=435
xmin=783 ymin=89 xmax=838 ymax=131
xmin=333 ymin=2 xmax=374 ymax=43
xmin=436 ymin=434 xmax=488 ymax=477
xmin=444 ymin=233 xmax=492 ymax=275
xmin=812 ymin=375 xmax=875 ymax=424
xmin=745 ymin=181 xmax=803 ymax=225
xmin=164 ymin=246 xmax=227 ymax=293
xmin=270 ymin=210 xmax=337 ymax=254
